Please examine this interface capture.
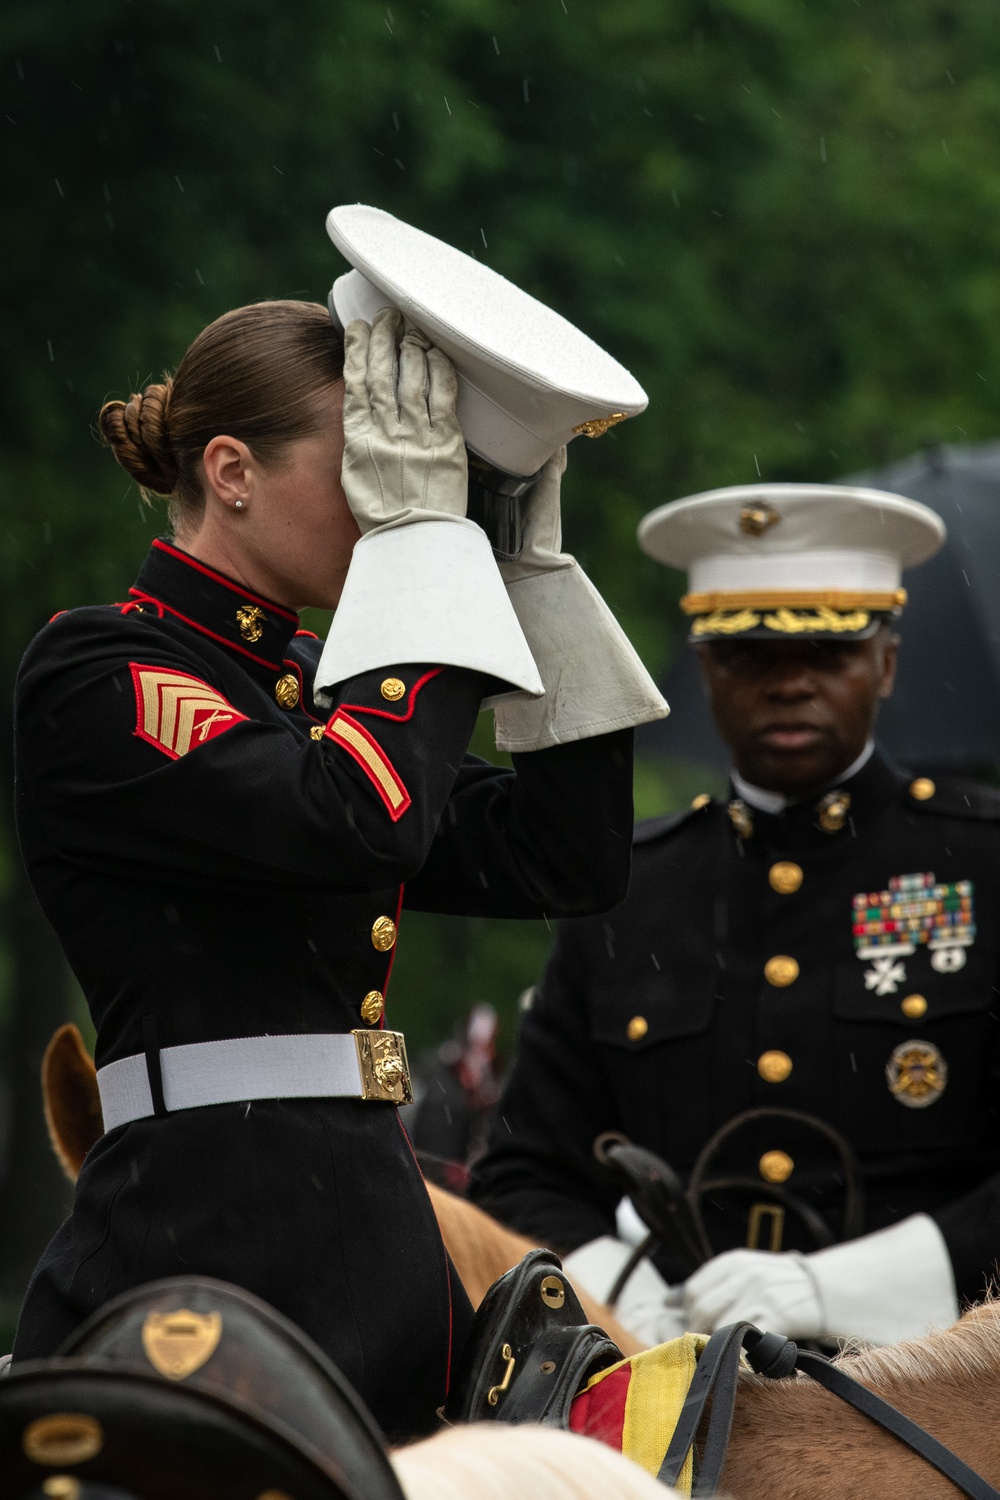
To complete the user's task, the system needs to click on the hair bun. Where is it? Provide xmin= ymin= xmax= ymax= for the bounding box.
xmin=99 ymin=380 xmax=178 ymax=495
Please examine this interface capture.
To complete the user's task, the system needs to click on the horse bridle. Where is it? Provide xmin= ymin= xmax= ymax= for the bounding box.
xmin=659 ymin=1320 xmax=1000 ymax=1500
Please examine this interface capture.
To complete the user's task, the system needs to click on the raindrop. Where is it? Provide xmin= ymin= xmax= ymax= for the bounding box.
xmin=492 ymin=35 xmax=500 ymax=54
xmin=195 ymin=268 xmax=205 ymax=285
xmin=273 ymin=164 xmax=284 ymax=174
xmin=46 ymin=339 xmax=54 ymax=362
xmin=54 ymin=177 xmax=64 ymax=197
xmin=395 ymin=158 xmax=405 ymax=171
xmin=15 ymin=58 xmax=25 ymax=80
xmin=480 ymin=227 xmax=488 ymax=248
xmin=754 ymin=454 xmax=761 ymax=476
xmin=175 ymin=175 xmax=185 ymax=192
xmin=671 ymin=189 xmax=680 ymax=207
xmin=102 ymin=181 xmax=111 ymax=202
xmin=444 ymin=96 xmax=451 ymax=115
xmin=392 ymin=110 xmax=401 ymax=131
xmin=941 ymin=139 xmax=949 ymax=155
xmin=214 ymin=45 xmax=222 ymax=62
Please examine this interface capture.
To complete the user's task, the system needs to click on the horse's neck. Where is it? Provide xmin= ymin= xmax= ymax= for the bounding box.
xmin=721 ymin=1366 xmax=1000 ymax=1500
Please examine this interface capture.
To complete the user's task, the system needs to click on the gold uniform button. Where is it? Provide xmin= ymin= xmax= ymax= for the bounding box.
xmin=371 ymin=915 xmax=397 ymax=952
xmin=768 ymin=861 xmax=803 ymax=895
xmin=380 ymin=677 xmax=406 ymax=702
xmin=759 ymin=1150 xmax=794 ymax=1184
xmin=909 ymin=777 xmax=936 ymax=802
xmin=764 ymin=955 xmax=799 ymax=987
xmin=690 ymin=793 xmax=712 ymax=811
xmin=901 ymin=993 xmax=928 ymax=1019
xmin=758 ymin=1050 xmax=793 ymax=1083
xmin=360 ymin=991 xmax=384 ymax=1025
xmin=627 ymin=1015 xmax=649 ymax=1041
xmin=274 ymin=672 xmax=300 ymax=709
xmin=310 ymin=724 xmax=326 ymax=740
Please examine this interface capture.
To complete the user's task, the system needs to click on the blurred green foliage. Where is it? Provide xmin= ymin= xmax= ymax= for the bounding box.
xmin=3 ymin=0 xmax=1000 ymax=1067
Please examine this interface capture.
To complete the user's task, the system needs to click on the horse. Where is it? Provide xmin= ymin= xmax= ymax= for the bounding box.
xmin=392 ymin=1421 xmax=674 ymax=1500
xmin=38 ymin=1022 xmax=642 ymax=1355
xmin=718 ymin=1299 xmax=1000 ymax=1499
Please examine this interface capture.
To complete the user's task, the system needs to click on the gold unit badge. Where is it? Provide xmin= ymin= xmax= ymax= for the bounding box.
xmin=886 ymin=1040 xmax=948 ymax=1109
xmin=141 ymin=1308 xmax=223 ymax=1380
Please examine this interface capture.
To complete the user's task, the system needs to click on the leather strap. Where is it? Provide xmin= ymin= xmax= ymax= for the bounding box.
xmin=657 ymin=1324 xmax=1000 ymax=1500
xmin=795 ymin=1350 xmax=1000 ymax=1500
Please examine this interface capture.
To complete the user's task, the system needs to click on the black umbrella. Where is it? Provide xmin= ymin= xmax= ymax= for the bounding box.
xmin=640 ymin=443 xmax=1000 ymax=776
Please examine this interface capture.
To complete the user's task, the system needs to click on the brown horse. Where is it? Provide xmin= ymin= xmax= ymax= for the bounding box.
xmin=722 ymin=1301 xmax=1000 ymax=1499
xmin=39 ymin=1023 xmax=642 ymax=1354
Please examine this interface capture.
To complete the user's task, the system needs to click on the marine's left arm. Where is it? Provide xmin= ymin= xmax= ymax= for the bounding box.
xmin=403 ymin=729 xmax=635 ymax=919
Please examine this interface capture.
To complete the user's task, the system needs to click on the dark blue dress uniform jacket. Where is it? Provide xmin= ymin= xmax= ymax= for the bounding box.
xmin=11 ymin=538 xmax=634 ymax=1437
xmin=472 ymin=751 xmax=1000 ymax=1307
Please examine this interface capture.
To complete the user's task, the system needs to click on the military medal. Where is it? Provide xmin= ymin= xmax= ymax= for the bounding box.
xmin=852 ymin=872 xmax=974 ymax=990
xmin=885 ymin=1040 xmax=948 ymax=1108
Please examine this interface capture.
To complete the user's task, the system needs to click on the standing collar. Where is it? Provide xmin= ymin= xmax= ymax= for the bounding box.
xmin=726 ymin=745 xmax=906 ymax=847
xmin=129 ymin=538 xmax=300 ymax=671
xmin=732 ymin=740 xmax=876 ymax=814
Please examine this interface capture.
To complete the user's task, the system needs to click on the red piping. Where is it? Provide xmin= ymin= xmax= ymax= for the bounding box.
xmin=151 ymin=538 xmax=299 ymax=621
xmin=127 ymin=589 xmax=284 ymax=670
xmin=341 ymin=668 xmax=443 ymax=723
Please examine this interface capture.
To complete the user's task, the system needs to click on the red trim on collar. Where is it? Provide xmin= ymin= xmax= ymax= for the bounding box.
xmin=341 ymin=668 xmax=443 ymax=722
xmin=294 ymin=628 xmax=320 ymax=640
xmin=151 ymin=538 xmax=299 ymax=622
xmin=128 ymin=588 xmax=283 ymax=670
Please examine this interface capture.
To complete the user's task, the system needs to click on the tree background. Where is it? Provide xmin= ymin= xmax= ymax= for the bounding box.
xmin=3 ymin=0 xmax=1000 ymax=1341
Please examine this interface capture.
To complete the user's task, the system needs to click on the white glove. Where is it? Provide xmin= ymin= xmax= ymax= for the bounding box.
xmin=805 ymin=1214 xmax=958 ymax=1344
xmin=683 ymin=1215 xmax=958 ymax=1345
xmin=682 ymin=1249 xmax=822 ymax=1340
xmin=315 ymin=309 xmax=541 ymax=702
xmin=338 ymin=308 xmax=467 ymax=534
xmin=490 ymin=448 xmax=668 ymax=752
xmin=563 ymin=1235 xmax=688 ymax=1349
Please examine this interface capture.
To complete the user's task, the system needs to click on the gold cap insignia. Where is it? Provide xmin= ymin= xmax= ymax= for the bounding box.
xmin=22 ymin=1415 xmax=104 ymax=1466
xmin=235 ymin=604 xmax=266 ymax=643
xmin=141 ymin=1308 xmax=223 ymax=1379
xmin=572 ymin=412 xmax=629 ymax=439
xmin=886 ymin=1040 xmax=948 ymax=1108
xmin=739 ymin=503 xmax=780 ymax=536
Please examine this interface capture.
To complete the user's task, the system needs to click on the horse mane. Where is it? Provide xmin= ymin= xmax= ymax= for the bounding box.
xmin=837 ymin=1293 xmax=1000 ymax=1389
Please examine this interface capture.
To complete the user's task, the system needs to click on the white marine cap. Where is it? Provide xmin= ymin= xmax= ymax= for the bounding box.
xmin=326 ymin=204 xmax=648 ymax=478
xmin=637 ymin=483 xmax=946 ymax=640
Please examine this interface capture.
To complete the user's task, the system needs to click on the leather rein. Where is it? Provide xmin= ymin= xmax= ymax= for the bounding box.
xmin=658 ymin=1321 xmax=1000 ymax=1499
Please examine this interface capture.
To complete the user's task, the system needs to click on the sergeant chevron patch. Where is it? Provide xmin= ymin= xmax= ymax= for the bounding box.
xmin=324 ymin=710 xmax=411 ymax=820
xmin=130 ymin=664 xmax=248 ymax=759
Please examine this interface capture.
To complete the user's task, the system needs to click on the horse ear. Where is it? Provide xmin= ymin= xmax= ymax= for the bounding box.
xmin=42 ymin=1022 xmax=103 ymax=1182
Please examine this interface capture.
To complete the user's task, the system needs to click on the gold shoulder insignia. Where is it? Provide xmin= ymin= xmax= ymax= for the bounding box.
xmin=130 ymin=664 xmax=248 ymax=760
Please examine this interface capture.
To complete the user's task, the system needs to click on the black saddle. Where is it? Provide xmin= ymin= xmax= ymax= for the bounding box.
xmin=444 ymin=1248 xmax=622 ymax=1425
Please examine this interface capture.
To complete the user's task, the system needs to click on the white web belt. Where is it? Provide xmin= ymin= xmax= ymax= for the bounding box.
xmin=97 ymin=1030 xmax=412 ymax=1131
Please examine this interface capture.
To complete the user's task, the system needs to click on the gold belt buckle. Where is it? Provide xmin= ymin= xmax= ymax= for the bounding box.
xmin=352 ymin=1029 xmax=413 ymax=1104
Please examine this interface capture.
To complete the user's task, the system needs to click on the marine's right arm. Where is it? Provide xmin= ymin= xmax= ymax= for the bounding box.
xmin=469 ymin=920 xmax=623 ymax=1251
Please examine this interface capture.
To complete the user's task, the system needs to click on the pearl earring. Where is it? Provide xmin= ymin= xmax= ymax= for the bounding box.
xmin=235 ymin=501 xmax=244 ymax=510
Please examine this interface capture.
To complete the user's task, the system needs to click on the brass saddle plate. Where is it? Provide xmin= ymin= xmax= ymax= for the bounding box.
xmin=352 ymin=1028 xmax=413 ymax=1105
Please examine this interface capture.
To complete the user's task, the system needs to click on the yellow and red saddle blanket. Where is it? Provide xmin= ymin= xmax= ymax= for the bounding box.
xmin=569 ymin=1333 xmax=709 ymax=1494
